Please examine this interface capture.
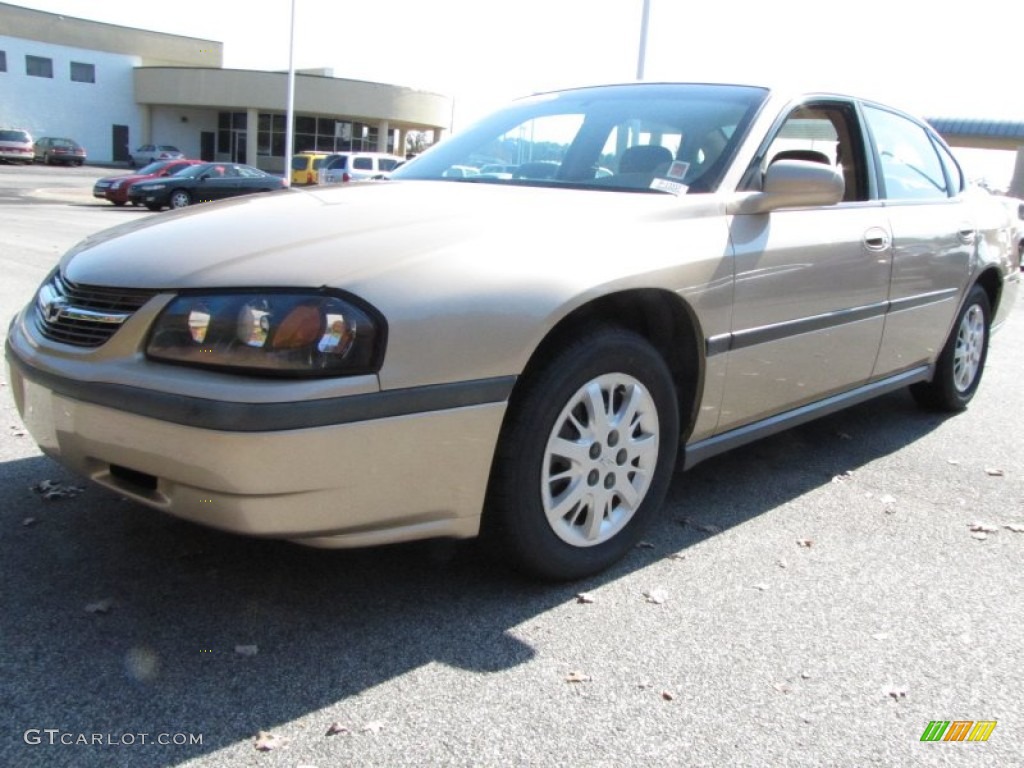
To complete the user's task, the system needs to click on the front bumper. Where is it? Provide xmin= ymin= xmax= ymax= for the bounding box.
xmin=6 ymin=334 xmax=511 ymax=548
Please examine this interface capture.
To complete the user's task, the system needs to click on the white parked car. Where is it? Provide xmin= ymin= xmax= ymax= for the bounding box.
xmin=319 ymin=152 xmax=404 ymax=184
xmin=130 ymin=144 xmax=185 ymax=167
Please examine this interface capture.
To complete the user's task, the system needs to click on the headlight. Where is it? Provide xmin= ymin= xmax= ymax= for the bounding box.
xmin=146 ymin=291 xmax=385 ymax=376
xmin=111 ymin=181 xmax=122 ymax=190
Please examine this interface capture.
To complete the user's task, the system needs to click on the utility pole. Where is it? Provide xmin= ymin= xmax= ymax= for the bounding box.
xmin=283 ymin=0 xmax=297 ymax=186
xmin=636 ymin=0 xmax=650 ymax=80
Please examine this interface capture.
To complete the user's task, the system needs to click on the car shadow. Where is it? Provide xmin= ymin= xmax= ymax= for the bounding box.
xmin=0 ymin=389 xmax=947 ymax=766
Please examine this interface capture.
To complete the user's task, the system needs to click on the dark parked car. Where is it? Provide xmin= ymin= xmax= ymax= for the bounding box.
xmin=127 ymin=162 xmax=285 ymax=210
xmin=34 ymin=137 xmax=87 ymax=166
xmin=93 ymin=160 xmax=204 ymax=206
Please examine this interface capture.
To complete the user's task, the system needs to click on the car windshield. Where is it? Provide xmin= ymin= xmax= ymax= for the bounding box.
xmin=138 ymin=161 xmax=171 ymax=175
xmin=393 ymin=83 xmax=768 ymax=194
xmin=0 ymin=130 xmax=31 ymax=142
xmin=175 ymin=164 xmax=216 ymax=179
xmin=157 ymin=146 xmax=180 ymax=152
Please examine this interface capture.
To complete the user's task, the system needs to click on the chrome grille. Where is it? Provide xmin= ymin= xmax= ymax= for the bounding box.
xmin=33 ymin=272 xmax=158 ymax=347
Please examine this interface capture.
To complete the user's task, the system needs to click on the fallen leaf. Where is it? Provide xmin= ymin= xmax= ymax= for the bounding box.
xmin=984 ymin=468 xmax=1005 ymax=477
xmin=325 ymin=722 xmax=350 ymax=736
xmin=946 ymin=458 xmax=960 ymax=466
xmin=751 ymin=583 xmax=769 ymax=592
xmin=836 ymin=431 xmax=853 ymax=441
xmin=773 ymin=683 xmax=791 ymax=694
xmin=565 ymin=671 xmax=591 ymax=684
xmin=879 ymin=494 xmax=896 ymax=507
xmin=22 ymin=517 xmax=37 ymax=527
xmin=1004 ymin=524 xmax=1024 ymax=533
xmin=776 ymin=558 xmax=788 ymax=569
xmin=667 ymin=552 xmax=687 ymax=561
xmin=85 ymin=598 xmax=113 ymax=614
xmin=831 ymin=471 xmax=854 ymax=483
xmin=871 ymin=632 xmax=889 ymax=641
xmin=661 ymin=690 xmax=676 ymax=701
xmin=234 ymin=644 xmax=259 ymax=657
xmin=635 ymin=541 xmax=655 ymax=549
xmin=968 ymin=522 xmax=998 ymax=533
xmin=643 ymin=589 xmax=668 ymax=605
xmin=693 ymin=522 xmax=722 ymax=534
xmin=575 ymin=592 xmax=596 ymax=604
xmin=800 ymin=671 xmax=812 ymax=680
xmin=797 ymin=539 xmax=813 ymax=549
xmin=31 ymin=480 xmax=85 ymax=500
xmin=887 ymin=687 xmax=908 ymax=701
xmin=972 ymin=532 xmax=989 ymax=541
xmin=254 ymin=730 xmax=286 ymax=751
xmin=362 ymin=721 xmax=386 ymax=735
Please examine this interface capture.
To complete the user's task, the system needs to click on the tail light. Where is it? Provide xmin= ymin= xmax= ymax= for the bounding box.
xmin=307 ymin=171 xmax=314 ymax=184
xmin=342 ymin=172 xmax=351 ymax=183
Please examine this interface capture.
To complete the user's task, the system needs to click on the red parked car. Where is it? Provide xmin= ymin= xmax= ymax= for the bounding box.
xmin=92 ymin=160 xmax=203 ymax=206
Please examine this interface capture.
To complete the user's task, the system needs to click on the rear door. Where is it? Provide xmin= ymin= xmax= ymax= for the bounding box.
xmin=861 ymin=105 xmax=973 ymax=377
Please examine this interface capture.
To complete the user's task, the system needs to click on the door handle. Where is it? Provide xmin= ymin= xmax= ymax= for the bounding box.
xmin=863 ymin=227 xmax=890 ymax=252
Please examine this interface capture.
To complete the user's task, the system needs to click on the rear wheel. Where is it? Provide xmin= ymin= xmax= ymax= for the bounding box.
xmin=168 ymin=189 xmax=192 ymax=210
xmin=485 ymin=327 xmax=679 ymax=580
xmin=112 ymin=201 xmax=126 ymax=207
xmin=911 ymin=285 xmax=990 ymax=411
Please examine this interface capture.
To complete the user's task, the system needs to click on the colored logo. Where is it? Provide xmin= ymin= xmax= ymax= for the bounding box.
xmin=920 ymin=721 xmax=997 ymax=742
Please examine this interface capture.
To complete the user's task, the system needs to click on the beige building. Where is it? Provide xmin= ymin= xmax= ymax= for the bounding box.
xmin=0 ymin=2 xmax=452 ymax=170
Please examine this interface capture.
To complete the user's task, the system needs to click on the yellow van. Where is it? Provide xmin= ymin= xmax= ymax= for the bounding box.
xmin=290 ymin=152 xmax=331 ymax=186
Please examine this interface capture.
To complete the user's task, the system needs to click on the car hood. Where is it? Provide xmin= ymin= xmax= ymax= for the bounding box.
xmin=61 ymin=181 xmax=725 ymax=294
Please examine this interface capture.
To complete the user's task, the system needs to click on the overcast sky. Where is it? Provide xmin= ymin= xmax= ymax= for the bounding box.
xmin=10 ymin=0 xmax=1023 ymax=184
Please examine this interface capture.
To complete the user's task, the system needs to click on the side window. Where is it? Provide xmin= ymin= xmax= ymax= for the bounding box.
xmin=756 ymin=102 xmax=868 ymax=202
xmin=379 ymin=158 xmax=399 ymax=171
xmin=0 ymin=50 xmax=7 ymax=72
xmin=353 ymin=157 xmax=373 ymax=170
xmin=934 ymin=141 xmax=964 ymax=195
xmin=863 ymin=106 xmax=948 ymax=200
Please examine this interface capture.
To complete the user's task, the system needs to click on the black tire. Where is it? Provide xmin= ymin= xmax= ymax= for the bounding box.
xmin=911 ymin=285 xmax=991 ymax=412
xmin=168 ymin=189 xmax=191 ymax=210
xmin=485 ymin=327 xmax=679 ymax=581
xmin=144 ymin=203 xmax=162 ymax=212
xmin=112 ymin=201 xmax=126 ymax=207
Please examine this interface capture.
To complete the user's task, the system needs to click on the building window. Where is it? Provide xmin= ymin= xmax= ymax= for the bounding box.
xmin=70 ymin=61 xmax=95 ymax=83
xmin=26 ymin=55 xmax=53 ymax=78
xmin=0 ymin=51 xmax=7 ymax=72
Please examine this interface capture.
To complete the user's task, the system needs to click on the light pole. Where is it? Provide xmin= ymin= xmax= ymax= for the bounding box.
xmin=283 ymin=0 xmax=297 ymax=186
xmin=636 ymin=0 xmax=650 ymax=80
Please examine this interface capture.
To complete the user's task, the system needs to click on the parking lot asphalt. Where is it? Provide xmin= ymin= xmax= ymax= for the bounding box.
xmin=1 ymin=164 xmax=1022 ymax=767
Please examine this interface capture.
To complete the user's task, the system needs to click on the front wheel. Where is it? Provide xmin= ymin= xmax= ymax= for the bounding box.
xmin=168 ymin=189 xmax=192 ymax=210
xmin=911 ymin=285 xmax=991 ymax=411
xmin=485 ymin=327 xmax=679 ymax=580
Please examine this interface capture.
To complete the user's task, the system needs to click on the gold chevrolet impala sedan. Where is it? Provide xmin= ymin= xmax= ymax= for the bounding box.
xmin=6 ymin=83 xmax=1021 ymax=579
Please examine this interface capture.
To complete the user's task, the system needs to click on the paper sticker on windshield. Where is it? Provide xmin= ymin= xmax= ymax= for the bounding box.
xmin=650 ymin=178 xmax=688 ymax=196
xmin=667 ymin=161 xmax=689 ymax=180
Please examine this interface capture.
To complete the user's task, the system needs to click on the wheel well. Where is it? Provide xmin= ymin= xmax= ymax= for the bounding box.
xmin=975 ymin=267 xmax=1002 ymax=316
xmin=514 ymin=289 xmax=704 ymax=443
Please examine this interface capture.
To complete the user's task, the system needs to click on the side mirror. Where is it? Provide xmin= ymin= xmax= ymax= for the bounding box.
xmin=729 ymin=160 xmax=844 ymax=214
